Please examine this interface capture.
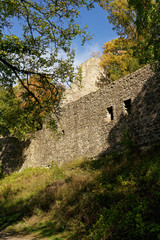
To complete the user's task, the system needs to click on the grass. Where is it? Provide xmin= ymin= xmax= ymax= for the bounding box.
xmin=0 ymin=144 xmax=160 ymax=239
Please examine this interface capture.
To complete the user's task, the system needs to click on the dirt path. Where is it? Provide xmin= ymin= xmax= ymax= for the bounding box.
xmin=0 ymin=232 xmax=40 ymax=240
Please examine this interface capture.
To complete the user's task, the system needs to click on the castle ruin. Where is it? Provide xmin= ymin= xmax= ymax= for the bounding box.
xmin=0 ymin=58 xmax=160 ymax=173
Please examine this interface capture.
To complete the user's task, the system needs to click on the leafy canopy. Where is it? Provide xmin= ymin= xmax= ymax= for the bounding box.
xmin=128 ymin=0 xmax=160 ymax=70
xmin=0 ymin=86 xmax=24 ymax=138
xmin=98 ymin=0 xmax=141 ymax=85
xmin=100 ymin=0 xmax=137 ymax=39
xmin=99 ymin=37 xmax=141 ymax=84
xmin=0 ymin=0 xmax=99 ymax=138
xmin=98 ymin=0 xmax=159 ymax=85
xmin=100 ymin=0 xmax=160 ymax=70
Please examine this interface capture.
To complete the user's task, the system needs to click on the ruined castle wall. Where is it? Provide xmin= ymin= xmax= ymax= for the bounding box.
xmin=20 ymin=65 xmax=160 ymax=169
xmin=60 ymin=57 xmax=100 ymax=106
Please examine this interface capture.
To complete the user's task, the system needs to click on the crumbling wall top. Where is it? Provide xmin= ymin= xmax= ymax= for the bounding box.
xmin=61 ymin=57 xmax=101 ymax=106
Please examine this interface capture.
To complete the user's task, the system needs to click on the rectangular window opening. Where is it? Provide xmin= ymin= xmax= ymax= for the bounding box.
xmin=124 ymin=99 xmax=131 ymax=115
xmin=107 ymin=106 xmax=114 ymax=121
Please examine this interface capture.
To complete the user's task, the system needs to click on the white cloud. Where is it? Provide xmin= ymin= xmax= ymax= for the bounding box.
xmin=73 ymin=42 xmax=102 ymax=68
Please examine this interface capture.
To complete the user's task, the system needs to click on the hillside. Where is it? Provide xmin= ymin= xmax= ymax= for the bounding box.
xmin=0 ymin=142 xmax=160 ymax=240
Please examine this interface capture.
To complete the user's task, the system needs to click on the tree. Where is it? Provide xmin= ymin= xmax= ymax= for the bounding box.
xmin=100 ymin=0 xmax=137 ymax=39
xmin=98 ymin=0 xmax=158 ymax=85
xmin=100 ymin=0 xmax=160 ymax=69
xmin=17 ymin=75 xmax=65 ymax=135
xmin=98 ymin=0 xmax=142 ymax=85
xmin=0 ymin=0 xmax=99 ymax=138
xmin=0 ymin=86 xmax=24 ymax=137
xmin=0 ymin=79 xmax=63 ymax=139
xmin=99 ymin=37 xmax=141 ymax=84
xmin=128 ymin=0 xmax=160 ymax=70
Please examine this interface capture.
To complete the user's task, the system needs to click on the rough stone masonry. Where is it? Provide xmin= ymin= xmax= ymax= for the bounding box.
xmin=0 ymin=58 xmax=160 ymax=173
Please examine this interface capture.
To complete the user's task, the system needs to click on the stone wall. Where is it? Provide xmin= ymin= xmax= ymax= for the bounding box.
xmin=0 ymin=137 xmax=30 ymax=174
xmin=60 ymin=57 xmax=100 ymax=106
xmin=1 ymin=64 xmax=160 ymax=172
xmin=20 ymin=65 xmax=160 ymax=169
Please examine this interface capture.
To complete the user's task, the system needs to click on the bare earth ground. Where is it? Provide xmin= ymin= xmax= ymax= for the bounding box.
xmin=0 ymin=232 xmax=45 ymax=240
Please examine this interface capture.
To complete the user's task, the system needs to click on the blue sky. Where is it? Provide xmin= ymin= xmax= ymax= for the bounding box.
xmin=73 ymin=3 xmax=117 ymax=66
xmin=6 ymin=3 xmax=117 ymax=67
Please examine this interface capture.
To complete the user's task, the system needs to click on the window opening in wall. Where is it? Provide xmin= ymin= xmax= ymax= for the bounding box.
xmin=106 ymin=106 xmax=114 ymax=121
xmin=124 ymin=99 xmax=131 ymax=115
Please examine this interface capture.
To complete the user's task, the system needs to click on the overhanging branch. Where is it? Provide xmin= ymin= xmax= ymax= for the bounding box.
xmin=0 ymin=56 xmax=45 ymax=76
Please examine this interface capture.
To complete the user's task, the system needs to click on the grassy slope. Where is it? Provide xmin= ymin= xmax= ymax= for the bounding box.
xmin=0 ymin=144 xmax=160 ymax=240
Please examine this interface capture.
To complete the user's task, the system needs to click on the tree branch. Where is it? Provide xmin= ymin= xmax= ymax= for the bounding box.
xmin=0 ymin=56 xmax=45 ymax=76
xmin=0 ymin=57 xmax=43 ymax=108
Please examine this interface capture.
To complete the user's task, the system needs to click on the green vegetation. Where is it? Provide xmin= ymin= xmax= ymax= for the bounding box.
xmin=0 ymin=144 xmax=160 ymax=239
xmin=0 ymin=0 xmax=98 ymax=138
xmin=0 ymin=79 xmax=64 ymax=139
xmin=1 ymin=0 xmax=160 ymax=137
xmin=99 ymin=0 xmax=144 ymax=84
xmin=99 ymin=0 xmax=160 ymax=84
xmin=129 ymin=0 xmax=160 ymax=70
xmin=99 ymin=37 xmax=142 ymax=85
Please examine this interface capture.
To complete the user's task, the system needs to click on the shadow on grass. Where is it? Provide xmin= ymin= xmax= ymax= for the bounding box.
xmin=0 ymin=232 xmax=38 ymax=240
xmin=1 ymin=144 xmax=160 ymax=239
xmin=22 ymin=220 xmax=66 ymax=238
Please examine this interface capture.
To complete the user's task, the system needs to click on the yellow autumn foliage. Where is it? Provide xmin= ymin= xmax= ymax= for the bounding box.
xmin=100 ymin=0 xmax=137 ymax=39
xmin=99 ymin=37 xmax=141 ymax=82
